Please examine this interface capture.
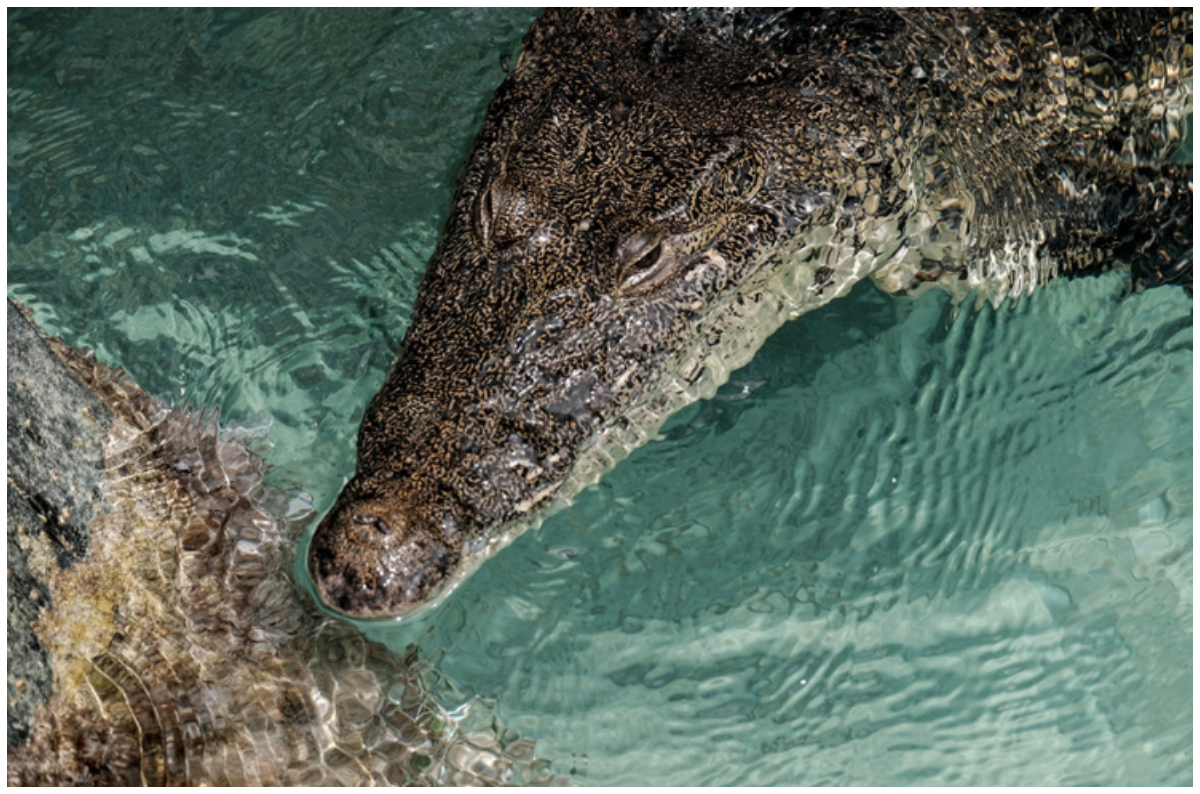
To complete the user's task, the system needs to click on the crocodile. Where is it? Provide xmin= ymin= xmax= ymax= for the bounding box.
xmin=308 ymin=8 xmax=1193 ymax=620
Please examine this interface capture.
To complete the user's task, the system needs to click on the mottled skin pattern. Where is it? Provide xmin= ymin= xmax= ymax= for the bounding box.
xmin=309 ymin=9 xmax=1192 ymax=619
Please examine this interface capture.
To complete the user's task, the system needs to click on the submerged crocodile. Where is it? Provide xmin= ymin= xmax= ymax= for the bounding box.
xmin=309 ymin=9 xmax=1193 ymax=620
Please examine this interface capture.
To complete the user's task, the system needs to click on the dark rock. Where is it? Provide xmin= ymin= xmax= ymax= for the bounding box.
xmin=6 ymin=299 xmax=112 ymax=747
xmin=5 ymin=298 xmax=557 ymax=785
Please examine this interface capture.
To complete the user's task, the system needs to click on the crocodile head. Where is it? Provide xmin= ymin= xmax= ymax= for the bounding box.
xmin=308 ymin=10 xmax=897 ymax=619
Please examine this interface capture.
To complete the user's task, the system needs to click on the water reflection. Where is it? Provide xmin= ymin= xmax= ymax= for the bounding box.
xmin=7 ymin=8 xmax=1192 ymax=786
xmin=375 ymin=276 xmax=1190 ymax=785
xmin=8 ymin=8 xmax=539 ymax=495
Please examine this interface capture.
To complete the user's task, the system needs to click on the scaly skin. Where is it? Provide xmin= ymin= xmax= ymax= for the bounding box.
xmin=309 ymin=9 xmax=1192 ymax=619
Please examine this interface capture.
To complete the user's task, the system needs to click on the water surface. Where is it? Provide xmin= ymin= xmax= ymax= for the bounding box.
xmin=7 ymin=9 xmax=1192 ymax=785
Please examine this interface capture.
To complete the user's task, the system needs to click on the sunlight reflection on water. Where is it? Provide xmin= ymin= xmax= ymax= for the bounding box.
xmin=7 ymin=8 xmax=1191 ymax=786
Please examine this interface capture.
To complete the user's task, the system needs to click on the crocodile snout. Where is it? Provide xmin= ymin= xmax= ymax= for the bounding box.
xmin=308 ymin=494 xmax=460 ymax=620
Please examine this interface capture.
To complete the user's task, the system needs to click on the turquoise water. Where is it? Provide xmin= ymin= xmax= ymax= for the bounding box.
xmin=8 ymin=9 xmax=1192 ymax=786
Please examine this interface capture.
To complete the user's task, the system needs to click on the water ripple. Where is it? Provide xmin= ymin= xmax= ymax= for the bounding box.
xmin=8 ymin=9 xmax=1190 ymax=787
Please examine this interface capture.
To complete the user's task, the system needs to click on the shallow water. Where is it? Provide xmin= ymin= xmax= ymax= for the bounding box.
xmin=7 ymin=9 xmax=1192 ymax=786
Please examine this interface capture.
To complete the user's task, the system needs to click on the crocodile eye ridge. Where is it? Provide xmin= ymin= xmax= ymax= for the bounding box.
xmin=474 ymin=174 xmax=542 ymax=250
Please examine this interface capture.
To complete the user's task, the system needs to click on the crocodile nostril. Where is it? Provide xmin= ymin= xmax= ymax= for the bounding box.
xmin=352 ymin=514 xmax=392 ymax=535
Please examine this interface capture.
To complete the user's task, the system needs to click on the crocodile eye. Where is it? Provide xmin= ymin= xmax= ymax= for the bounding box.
xmin=475 ymin=176 xmax=540 ymax=249
xmin=615 ymin=231 xmax=677 ymax=295
xmin=474 ymin=180 xmax=501 ymax=245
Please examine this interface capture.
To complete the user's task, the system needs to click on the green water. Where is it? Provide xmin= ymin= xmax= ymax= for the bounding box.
xmin=8 ymin=9 xmax=1192 ymax=786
